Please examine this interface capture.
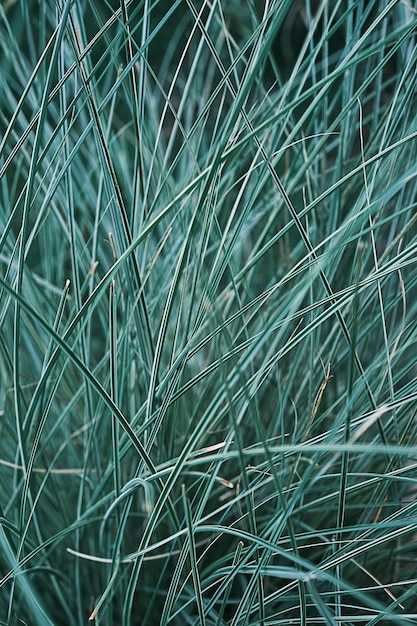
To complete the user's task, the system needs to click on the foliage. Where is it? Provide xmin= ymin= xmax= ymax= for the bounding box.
xmin=1 ymin=1 xmax=417 ymax=624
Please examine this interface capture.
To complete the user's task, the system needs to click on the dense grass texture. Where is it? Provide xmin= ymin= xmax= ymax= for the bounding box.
xmin=1 ymin=0 xmax=417 ymax=624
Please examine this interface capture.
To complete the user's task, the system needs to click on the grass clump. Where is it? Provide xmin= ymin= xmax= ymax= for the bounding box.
xmin=1 ymin=1 xmax=417 ymax=624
